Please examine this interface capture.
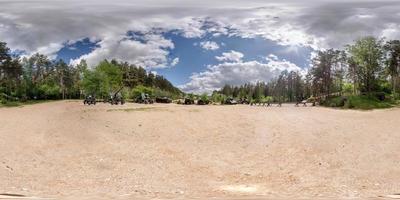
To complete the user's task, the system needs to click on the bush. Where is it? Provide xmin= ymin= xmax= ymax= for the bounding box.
xmin=39 ymin=83 xmax=60 ymax=99
xmin=211 ymin=93 xmax=226 ymax=104
xmin=0 ymin=101 xmax=21 ymax=107
xmin=324 ymin=95 xmax=396 ymax=110
xmin=130 ymin=85 xmax=154 ymax=99
xmin=323 ymin=96 xmax=347 ymax=107
xmin=200 ymin=93 xmax=209 ymax=102
xmin=262 ymin=96 xmax=273 ymax=103
xmin=342 ymin=83 xmax=354 ymax=95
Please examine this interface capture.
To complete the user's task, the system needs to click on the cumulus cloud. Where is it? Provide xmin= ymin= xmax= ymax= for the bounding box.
xmin=70 ymin=34 xmax=174 ymax=68
xmin=179 ymin=54 xmax=303 ymax=94
xmin=199 ymin=41 xmax=220 ymax=50
xmin=215 ymin=50 xmax=244 ymax=62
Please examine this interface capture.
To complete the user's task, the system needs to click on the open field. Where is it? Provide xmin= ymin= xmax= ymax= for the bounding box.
xmin=1 ymin=101 xmax=400 ymax=199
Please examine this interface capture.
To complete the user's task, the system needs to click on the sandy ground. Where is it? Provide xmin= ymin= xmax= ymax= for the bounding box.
xmin=0 ymin=101 xmax=400 ymax=199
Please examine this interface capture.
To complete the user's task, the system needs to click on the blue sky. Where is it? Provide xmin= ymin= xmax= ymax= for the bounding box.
xmin=1 ymin=0 xmax=400 ymax=93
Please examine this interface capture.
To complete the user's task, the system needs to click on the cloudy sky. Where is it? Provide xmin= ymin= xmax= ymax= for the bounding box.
xmin=1 ymin=0 xmax=400 ymax=93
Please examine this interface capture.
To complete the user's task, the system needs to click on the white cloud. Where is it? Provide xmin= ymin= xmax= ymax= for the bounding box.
xmin=381 ymin=23 xmax=400 ymax=40
xmin=266 ymin=54 xmax=278 ymax=61
xmin=70 ymin=34 xmax=174 ymax=68
xmin=179 ymin=55 xmax=303 ymax=94
xmin=215 ymin=50 xmax=244 ymax=62
xmin=171 ymin=57 xmax=180 ymax=66
xmin=199 ymin=41 xmax=220 ymax=50
xmin=34 ymin=43 xmax=64 ymax=60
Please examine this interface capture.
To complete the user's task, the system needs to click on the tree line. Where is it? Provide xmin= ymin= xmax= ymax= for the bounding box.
xmin=215 ymin=36 xmax=400 ymax=104
xmin=0 ymin=41 xmax=182 ymax=103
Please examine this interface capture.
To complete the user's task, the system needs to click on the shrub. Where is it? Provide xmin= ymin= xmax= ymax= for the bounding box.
xmin=323 ymin=96 xmax=347 ymax=107
xmin=342 ymin=83 xmax=354 ymax=95
xmin=130 ymin=85 xmax=154 ymax=99
xmin=324 ymin=95 xmax=396 ymax=110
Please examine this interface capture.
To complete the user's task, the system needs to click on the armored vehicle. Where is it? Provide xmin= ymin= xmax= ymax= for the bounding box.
xmin=135 ymin=93 xmax=154 ymax=104
xmin=155 ymin=97 xmax=172 ymax=103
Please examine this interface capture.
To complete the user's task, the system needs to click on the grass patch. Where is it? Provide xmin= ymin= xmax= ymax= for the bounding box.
xmin=0 ymin=100 xmax=56 ymax=108
xmin=323 ymin=95 xmax=398 ymax=110
xmin=0 ymin=101 xmax=21 ymax=107
xmin=107 ymin=107 xmax=162 ymax=112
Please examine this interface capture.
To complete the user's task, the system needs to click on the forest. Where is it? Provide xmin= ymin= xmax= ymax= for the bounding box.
xmin=0 ymin=41 xmax=182 ymax=105
xmin=214 ymin=36 xmax=400 ymax=109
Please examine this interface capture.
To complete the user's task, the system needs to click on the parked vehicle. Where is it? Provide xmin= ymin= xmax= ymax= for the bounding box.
xmin=237 ymin=98 xmax=250 ymax=104
xmin=135 ymin=93 xmax=154 ymax=104
xmin=224 ymin=97 xmax=237 ymax=105
xmin=184 ymin=98 xmax=195 ymax=105
xmin=155 ymin=97 xmax=172 ymax=103
xmin=105 ymin=87 xmax=125 ymax=105
xmin=197 ymin=99 xmax=210 ymax=105
xmin=83 ymin=95 xmax=96 ymax=105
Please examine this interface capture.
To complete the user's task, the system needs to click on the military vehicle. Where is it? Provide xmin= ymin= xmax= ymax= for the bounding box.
xmin=184 ymin=98 xmax=195 ymax=105
xmin=155 ymin=97 xmax=172 ymax=103
xmin=105 ymin=87 xmax=125 ymax=105
xmin=83 ymin=95 xmax=96 ymax=105
xmin=238 ymin=98 xmax=250 ymax=104
xmin=224 ymin=97 xmax=237 ymax=105
xmin=197 ymin=99 xmax=210 ymax=105
xmin=135 ymin=93 xmax=154 ymax=104
xmin=110 ymin=95 xmax=125 ymax=105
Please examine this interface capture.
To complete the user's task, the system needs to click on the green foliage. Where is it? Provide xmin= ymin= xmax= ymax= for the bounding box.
xmin=262 ymin=96 xmax=273 ymax=103
xmin=0 ymin=101 xmax=20 ymax=107
xmin=3 ymin=100 xmax=56 ymax=107
xmin=384 ymin=40 xmax=400 ymax=95
xmin=185 ymin=93 xmax=195 ymax=100
xmin=347 ymin=36 xmax=384 ymax=93
xmin=342 ymin=83 xmax=354 ymax=95
xmin=130 ymin=85 xmax=154 ymax=99
xmin=82 ymin=69 xmax=106 ymax=97
xmin=346 ymin=96 xmax=395 ymax=110
xmin=200 ymin=93 xmax=209 ymax=102
xmin=211 ymin=92 xmax=226 ymax=104
xmin=310 ymin=49 xmax=345 ymax=96
xmin=39 ymin=83 xmax=60 ymax=99
xmin=324 ymin=95 xmax=396 ymax=110
xmin=96 ymin=60 xmax=123 ymax=91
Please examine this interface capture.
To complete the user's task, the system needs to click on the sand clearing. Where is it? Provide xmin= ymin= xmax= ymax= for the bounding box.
xmin=1 ymin=101 xmax=400 ymax=199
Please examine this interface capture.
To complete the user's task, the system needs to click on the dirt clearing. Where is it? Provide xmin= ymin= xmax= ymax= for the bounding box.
xmin=1 ymin=101 xmax=400 ymax=199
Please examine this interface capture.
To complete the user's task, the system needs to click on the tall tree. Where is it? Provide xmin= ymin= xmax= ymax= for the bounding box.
xmin=310 ymin=49 xmax=343 ymax=97
xmin=0 ymin=42 xmax=23 ymax=97
xmin=347 ymin=36 xmax=384 ymax=94
xmin=384 ymin=40 xmax=400 ymax=96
